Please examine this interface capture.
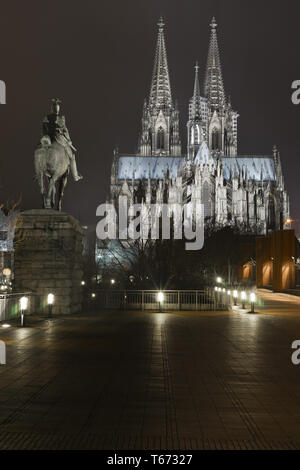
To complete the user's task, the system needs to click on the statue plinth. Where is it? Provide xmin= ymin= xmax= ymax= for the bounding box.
xmin=14 ymin=209 xmax=84 ymax=314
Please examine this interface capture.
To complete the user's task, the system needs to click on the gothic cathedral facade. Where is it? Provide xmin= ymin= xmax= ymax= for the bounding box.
xmin=110 ymin=17 xmax=290 ymax=234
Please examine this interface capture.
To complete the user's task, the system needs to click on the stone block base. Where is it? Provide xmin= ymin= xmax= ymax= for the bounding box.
xmin=14 ymin=209 xmax=84 ymax=315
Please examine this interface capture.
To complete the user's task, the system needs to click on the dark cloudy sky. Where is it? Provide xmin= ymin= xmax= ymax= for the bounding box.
xmin=0 ymin=0 xmax=299 ymax=233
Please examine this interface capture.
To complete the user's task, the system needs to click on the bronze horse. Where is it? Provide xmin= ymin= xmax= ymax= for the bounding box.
xmin=34 ymin=140 xmax=69 ymax=211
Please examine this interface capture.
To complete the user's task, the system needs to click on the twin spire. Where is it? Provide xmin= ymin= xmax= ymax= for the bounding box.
xmin=149 ymin=16 xmax=225 ymax=112
xmin=149 ymin=17 xmax=172 ymax=109
xmin=204 ymin=17 xmax=225 ymax=108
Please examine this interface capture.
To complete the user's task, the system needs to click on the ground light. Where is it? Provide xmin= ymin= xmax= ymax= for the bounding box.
xmin=81 ymin=281 xmax=85 ymax=286
xmin=2 ymin=324 xmax=10 ymax=328
xmin=157 ymin=291 xmax=164 ymax=312
xmin=19 ymin=296 xmax=28 ymax=327
xmin=233 ymin=290 xmax=238 ymax=306
xmin=47 ymin=293 xmax=54 ymax=317
xmin=91 ymin=293 xmax=96 ymax=298
xmin=249 ymin=292 xmax=257 ymax=313
xmin=241 ymin=291 xmax=247 ymax=309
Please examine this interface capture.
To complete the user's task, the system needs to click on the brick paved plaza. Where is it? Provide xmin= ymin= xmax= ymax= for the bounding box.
xmin=0 ymin=290 xmax=300 ymax=450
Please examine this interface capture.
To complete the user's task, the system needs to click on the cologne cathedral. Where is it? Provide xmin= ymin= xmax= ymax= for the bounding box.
xmin=110 ymin=17 xmax=290 ymax=234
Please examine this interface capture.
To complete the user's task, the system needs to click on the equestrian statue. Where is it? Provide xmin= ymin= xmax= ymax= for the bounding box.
xmin=34 ymin=98 xmax=83 ymax=210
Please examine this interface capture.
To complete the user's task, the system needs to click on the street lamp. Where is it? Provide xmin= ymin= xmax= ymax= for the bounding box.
xmin=91 ymin=293 xmax=96 ymax=298
xmin=233 ymin=290 xmax=238 ymax=306
xmin=47 ymin=293 xmax=54 ymax=317
xmin=19 ymin=296 xmax=28 ymax=327
xmin=81 ymin=281 xmax=85 ymax=286
xmin=3 ymin=268 xmax=11 ymax=277
xmin=241 ymin=291 xmax=247 ymax=310
xmin=249 ymin=292 xmax=256 ymax=313
xmin=216 ymin=277 xmax=222 ymax=284
xmin=111 ymin=279 xmax=115 ymax=285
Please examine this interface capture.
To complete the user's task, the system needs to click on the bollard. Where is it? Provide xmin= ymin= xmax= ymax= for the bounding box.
xmin=19 ymin=297 xmax=28 ymax=327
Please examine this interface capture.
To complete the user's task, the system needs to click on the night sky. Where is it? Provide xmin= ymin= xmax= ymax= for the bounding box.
xmin=0 ymin=0 xmax=299 ymax=234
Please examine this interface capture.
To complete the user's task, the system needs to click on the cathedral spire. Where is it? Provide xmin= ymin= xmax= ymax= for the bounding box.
xmin=204 ymin=17 xmax=225 ymax=109
xmin=190 ymin=62 xmax=201 ymax=119
xmin=193 ymin=62 xmax=201 ymax=102
xmin=149 ymin=17 xmax=172 ymax=108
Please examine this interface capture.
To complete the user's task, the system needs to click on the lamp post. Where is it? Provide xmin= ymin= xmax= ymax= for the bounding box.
xmin=227 ymin=290 xmax=231 ymax=306
xmin=47 ymin=293 xmax=54 ymax=317
xmin=157 ymin=291 xmax=164 ymax=312
xmin=233 ymin=290 xmax=238 ymax=306
xmin=20 ymin=296 xmax=28 ymax=327
xmin=249 ymin=292 xmax=256 ymax=313
xmin=241 ymin=291 xmax=247 ymax=310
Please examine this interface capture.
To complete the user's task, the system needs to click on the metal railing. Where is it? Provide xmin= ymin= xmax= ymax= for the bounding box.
xmin=94 ymin=289 xmax=229 ymax=311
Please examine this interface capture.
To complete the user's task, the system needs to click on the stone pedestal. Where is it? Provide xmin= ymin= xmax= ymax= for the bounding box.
xmin=14 ymin=210 xmax=84 ymax=314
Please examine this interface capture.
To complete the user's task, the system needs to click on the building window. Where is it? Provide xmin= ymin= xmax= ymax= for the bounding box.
xmin=157 ymin=127 xmax=165 ymax=150
xmin=212 ymin=128 xmax=220 ymax=150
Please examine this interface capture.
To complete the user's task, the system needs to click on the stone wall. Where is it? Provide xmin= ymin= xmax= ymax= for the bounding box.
xmin=14 ymin=209 xmax=84 ymax=314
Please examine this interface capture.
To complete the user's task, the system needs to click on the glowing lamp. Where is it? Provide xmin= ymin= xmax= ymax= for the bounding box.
xmin=250 ymin=292 xmax=257 ymax=313
xmin=20 ymin=296 xmax=28 ymax=311
xmin=233 ymin=290 xmax=238 ymax=306
xmin=241 ymin=291 xmax=247 ymax=309
xmin=20 ymin=296 xmax=28 ymax=327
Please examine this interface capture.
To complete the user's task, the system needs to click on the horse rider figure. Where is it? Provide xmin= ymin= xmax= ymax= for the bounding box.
xmin=41 ymin=98 xmax=83 ymax=181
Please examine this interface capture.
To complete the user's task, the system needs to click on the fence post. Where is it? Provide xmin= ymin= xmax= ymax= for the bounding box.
xmin=178 ymin=291 xmax=180 ymax=311
xmin=142 ymin=290 xmax=144 ymax=311
xmin=195 ymin=291 xmax=198 ymax=311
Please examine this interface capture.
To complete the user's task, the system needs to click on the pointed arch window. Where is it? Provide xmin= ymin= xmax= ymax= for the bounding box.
xmin=212 ymin=127 xmax=220 ymax=150
xmin=157 ymin=126 xmax=165 ymax=150
xmin=194 ymin=125 xmax=199 ymax=144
